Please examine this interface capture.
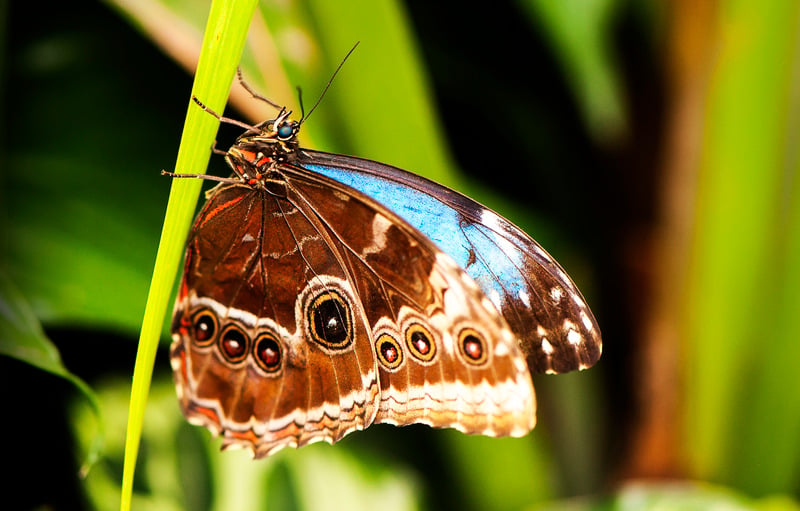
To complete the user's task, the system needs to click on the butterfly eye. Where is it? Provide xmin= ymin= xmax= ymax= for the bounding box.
xmin=191 ymin=310 xmax=218 ymax=346
xmin=219 ymin=326 xmax=249 ymax=363
xmin=458 ymin=328 xmax=488 ymax=366
xmin=254 ymin=334 xmax=282 ymax=373
xmin=375 ymin=333 xmax=403 ymax=370
xmin=405 ymin=323 xmax=436 ymax=363
xmin=308 ymin=290 xmax=352 ymax=349
xmin=276 ymin=121 xmax=297 ymax=140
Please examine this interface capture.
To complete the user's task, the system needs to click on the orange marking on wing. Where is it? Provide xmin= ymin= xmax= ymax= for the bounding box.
xmin=228 ymin=429 xmax=260 ymax=444
xmin=272 ymin=422 xmax=302 ymax=442
xmin=178 ymin=278 xmax=189 ymax=300
xmin=194 ymin=405 xmax=221 ymax=424
xmin=198 ymin=194 xmax=246 ymax=228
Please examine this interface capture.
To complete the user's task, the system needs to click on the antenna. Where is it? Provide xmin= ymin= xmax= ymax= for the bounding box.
xmin=299 ymin=41 xmax=360 ymax=125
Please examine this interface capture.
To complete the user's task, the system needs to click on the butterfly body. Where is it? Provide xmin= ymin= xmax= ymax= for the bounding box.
xmin=170 ymin=103 xmax=600 ymax=458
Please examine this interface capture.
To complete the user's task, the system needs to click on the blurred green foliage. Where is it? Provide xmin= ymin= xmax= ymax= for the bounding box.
xmin=682 ymin=1 xmax=800 ymax=496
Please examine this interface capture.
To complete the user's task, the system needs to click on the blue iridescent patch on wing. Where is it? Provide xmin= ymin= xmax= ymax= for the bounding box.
xmin=304 ymin=163 xmax=526 ymax=313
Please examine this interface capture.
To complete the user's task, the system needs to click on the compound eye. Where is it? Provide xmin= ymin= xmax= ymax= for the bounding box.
xmin=276 ymin=120 xmax=298 ymax=140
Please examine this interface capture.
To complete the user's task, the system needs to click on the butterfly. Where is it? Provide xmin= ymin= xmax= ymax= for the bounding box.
xmin=167 ymin=62 xmax=601 ymax=459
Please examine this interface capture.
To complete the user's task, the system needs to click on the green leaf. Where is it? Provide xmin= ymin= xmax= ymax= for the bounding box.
xmin=518 ymin=0 xmax=628 ymax=145
xmin=0 ymin=271 xmax=104 ymax=477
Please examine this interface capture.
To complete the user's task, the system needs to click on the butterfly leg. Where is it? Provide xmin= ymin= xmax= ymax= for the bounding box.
xmin=191 ymin=96 xmax=261 ymax=133
xmin=236 ymin=67 xmax=283 ymax=109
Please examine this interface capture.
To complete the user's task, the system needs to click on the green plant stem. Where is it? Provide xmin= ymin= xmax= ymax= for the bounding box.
xmin=119 ymin=1 xmax=258 ymax=510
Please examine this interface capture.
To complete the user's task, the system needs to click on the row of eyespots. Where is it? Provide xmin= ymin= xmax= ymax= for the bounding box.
xmin=187 ymin=298 xmax=489 ymax=374
xmin=190 ymin=310 xmax=281 ymax=373
xmin=187 ymin=289 xmax=354 ymax=374
xmin=374 ymin=322 xmax=489 ymax=371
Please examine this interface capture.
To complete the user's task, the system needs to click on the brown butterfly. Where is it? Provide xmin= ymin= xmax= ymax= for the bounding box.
xmin=168 ymin=68 xmax=601 ymax=458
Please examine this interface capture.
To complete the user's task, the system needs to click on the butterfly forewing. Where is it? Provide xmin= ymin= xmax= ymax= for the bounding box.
xmin=298 ymin=150 xmax=602 ymax=374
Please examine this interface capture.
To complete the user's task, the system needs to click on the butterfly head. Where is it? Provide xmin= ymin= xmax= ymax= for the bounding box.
xmin=224 ymin=108 xmax=303 ymax=184
xmin=275 ymin=117 xmax=300 ymax=141
xmin=240 ymin=107 xmax=301 ymax=150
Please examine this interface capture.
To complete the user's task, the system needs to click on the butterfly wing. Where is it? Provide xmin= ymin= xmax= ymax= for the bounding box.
xmin=170 ymin=166 xmax=535 ymax=458
xmin=170 ymin=183 xmax=381 ymax=457
xmin=298 ymin=150 xmax=602 ymax=374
